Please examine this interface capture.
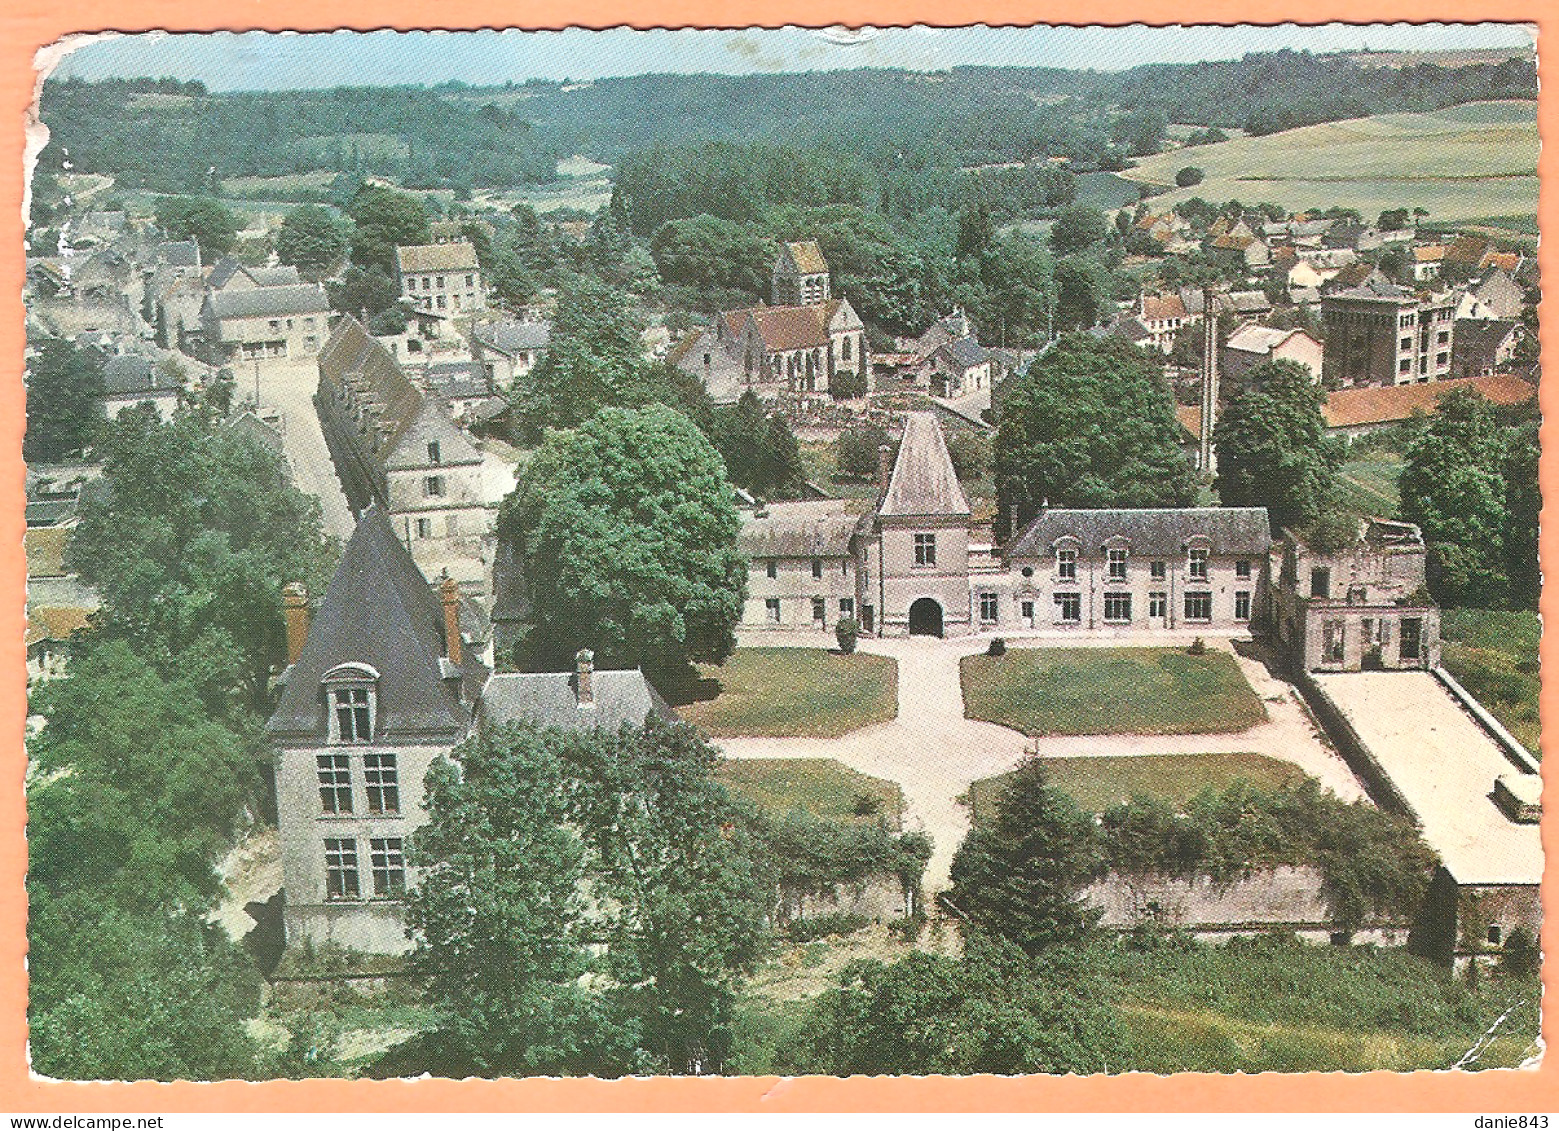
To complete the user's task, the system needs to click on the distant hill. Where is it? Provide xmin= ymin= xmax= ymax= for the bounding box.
xmin=1123 ymin=101 xmax=1538 ymax=225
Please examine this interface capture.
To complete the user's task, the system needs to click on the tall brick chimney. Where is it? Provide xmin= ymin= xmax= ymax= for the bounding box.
xmin=282 ymin=582 xmax=309 ymax=664
xmin=878 ymin=444 xmax=894 ymax=490
xmin=575 ymin=649 xmax=595 ymax=707
xmin=440 ymin=574 xmax=462 ymax=665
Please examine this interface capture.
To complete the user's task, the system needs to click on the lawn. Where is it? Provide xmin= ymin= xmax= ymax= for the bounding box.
xmin=1335 ymin=451 xmax=1404 ymax=520
xmin=961 ymin=647 xmax=1267 ymax=736
xmin=677 ymin=648 xmax=897 ymax=738
xmin=716 ymin=758 xmax=903 ymax=825
xmin=966 ymin=752 xmax=1306 ymax=817
xmin=1440 ymin=608 xmax=1540 ymax=756
xmin=1122 ymin=101 xmax=1537 ymax=223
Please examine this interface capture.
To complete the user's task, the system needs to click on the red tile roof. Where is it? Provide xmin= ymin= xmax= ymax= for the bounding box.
xmin=1323 ymin=372 xmax=1535 ymax=430
xmin=1140 ymin=293 xmax=1188 ymax=323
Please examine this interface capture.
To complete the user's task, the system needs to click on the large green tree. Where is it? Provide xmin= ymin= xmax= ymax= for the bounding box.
xmin=1213 ymin=359 xmax=1336 ymax=532
xmin=500 ymin=405 xmax=746 ymax=676
xmin=712 ymin=390 xmax=806 ymax=501
xmin=346 ymin=183 xmax=430 ymax=274
xmin=406 ymin=717 xmax=772 ymax=1076
xmin=65 ymin=407 xmax=336 ymax=713
xmin=1049 ymin=206 xmax=1110 ymax=256
xmin=781 ymin=935 xmax=1125 ymax=1075
xmin=946 ymin=759 xmax=1104 ymax=954
xmin=24 ymin=338 xmax=106 ymax=463
xmin=276 ymin=204 xmax=348 ymax=278
xmin=1399 ymin=387 xmax=1512 ymax=606
xmin=994 ymin=335 xmax=1195 ymax=540
xmin=154 ymin=195 xmax=239 ymax=257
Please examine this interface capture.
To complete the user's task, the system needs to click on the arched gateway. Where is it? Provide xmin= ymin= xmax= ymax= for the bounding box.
xmin=908 ymin=598 xmax=944 ymax=638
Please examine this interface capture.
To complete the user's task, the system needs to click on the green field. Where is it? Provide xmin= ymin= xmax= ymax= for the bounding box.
xmin=1440 ymin=608 xmax=1540 ymax=755
xmin=677 ymin=648 xmax=898 ymax=738
xmin=961 ymin=648 xmax=1267 ymax=736
xmin=1124 ymin=101 xmax=1537 ymax=224
xmin=967 ymin=752 xmax=1305 ymax=817
xmin=1335 ymin=451 xmax=1405 ymax=519
xmin=717 ymin=758 xmax=903 ymax=824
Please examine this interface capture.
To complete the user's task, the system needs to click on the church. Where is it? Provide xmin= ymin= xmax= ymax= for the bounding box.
xmin=668 ymin=240 xmax=869 ymax=402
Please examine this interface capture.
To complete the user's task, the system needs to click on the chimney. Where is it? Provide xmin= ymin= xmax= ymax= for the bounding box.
xmin=282 ymin=582 xmax=309 ymax=664
xmin=878 ymin=444 xmax=894 ymax=490
xmin=440 ymin=573 xmax=462 ymax=665
xmin=575 ymin=649 xmax=595 ymax=708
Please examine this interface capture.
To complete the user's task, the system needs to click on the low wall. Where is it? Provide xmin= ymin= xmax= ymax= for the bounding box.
xmin=1294 ymin=670 xmax=1418 ymax=819
xmin=1433 ymin=666 xmax=1540 ymax=772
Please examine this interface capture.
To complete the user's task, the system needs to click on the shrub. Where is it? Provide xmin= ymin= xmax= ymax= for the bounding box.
xmin=850 ymin=791 xmax=882 ymax=817
xmin=987 ymin=637 xmax=1007 ymax=657
xmin=1188 ymin=637 xmax=1207 ymax=656
xmin=828 ymin=368 xmax=868 ymax=401
xmin=835 ymin=616 xmax=859 ymax=655
xmin=786 ymin=913 xmax=871 ymax=942
xmin=1175 ymin=166 xmax=1205 ymax=188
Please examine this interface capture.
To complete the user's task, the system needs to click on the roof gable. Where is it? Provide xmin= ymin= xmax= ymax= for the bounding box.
xmin=777 ymin=239 xmax=828 ymax=276
xmin=878 ymin=412 xmax=969 ymax=519
xmin=383 ymin=396 xmax=484 ymax=470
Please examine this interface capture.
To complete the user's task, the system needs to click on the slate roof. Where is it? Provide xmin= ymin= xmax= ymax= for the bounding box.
xmin=382 ymin=397 xmax=484 ymax=470
xmin=396 ymin=242 xmax=480 ymax=274
xmin=778 ymin=239 xmax=829 ymax=276
xmin=225 ymin=410 xmax=285 ymax=455
xmin=206 ymin=256 xmax=246 ymax=290
xmin=878 ymin=412 xmax=969 ymax=519
xmin=1328 ymin=277 xmax=1421 ymax=304
xmin=1322 ymin=372 xmax=1535 ymax=430
xmin=267 ymin=505 xmax=488 ymax=742
xmin=102 ymin=353 xmax=176 ymax=396
xmin=477 ymin=319 xmax=552 ymax=355
xmin=158 ymin=240 xmax=201 ymax=268
xmin=738 ymin=500 xmax=859 ymax=558
xmin=937 ymin=335 xmax=989 ymax=370
xmin=206 ymin=283 xmax=330 ymax=320
xmin=479 ymin=668 xmax=674 ymax=734
xmin=249 ymin=265 xmax=303 ymax=287
xmin=1005 ymin=507 xmax=1272 ymax=559
xmin=317 ymin=315 xmax=424 ymax=462
xmin=1225 ymin=324 xmax=1301 ymax=356
xmin=1453 ymin=319 xmax=1522 ymax=362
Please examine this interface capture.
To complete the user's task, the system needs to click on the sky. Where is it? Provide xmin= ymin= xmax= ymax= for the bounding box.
xmin=46 ymin=23 xmax=1534 ymax=92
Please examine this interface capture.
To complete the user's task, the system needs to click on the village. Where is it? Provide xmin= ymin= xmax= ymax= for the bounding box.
xmin=21 ymin=36 xmax=1543 ymax=1080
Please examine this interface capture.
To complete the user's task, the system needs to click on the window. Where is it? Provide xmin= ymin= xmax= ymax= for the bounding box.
xmin=364 ymin=752 xmax=399 ymax=815
xmin=1056 ymin=548 xmax=1077 ymax=581
xmin=812 ymin=558 xmax=823 ymax=580
xmin=333 ymin=687 xmax=372 ymax=743
xmin=1150 ymin=560 xmax=1166 ymax=580
xmin=416 ymin=517 xmax=432 ymax=539
xmin=370 ymin=838 xmax=406 ymax=897
xmin=812 ymin=597 xmax=826 ymax=624
xmin=269 ymin=319 xmax=281 ymax=331
xmin=839 ymin=598 xmax=854 ymax=617
xmin=980 ymin=592 xmax=999 ymax=623
xmin=1310 ymin=567 xmax=1331 ymax=599
xmin=1188 ymin=548 xmax=1209 ymax=580
xmin=1184 ymin=591 xmax=1212 ymax=621
xmin=1324 ymin=619 xmax=1346 ymax=664
xmin=446 ymin=514 xmax=459 ymax=536
xmin=325 ymin=838 xmax=360 ymax=900
xmin=427 ymin=440 xmax=441 ymax=464
xmin=465 ymin=274 xmax=474 ymax=288
xmin=1235 ymin=590 xmax=1252 ymax=621
xmin=765 ymin=598 xmax=781 ymax=623
xmin=1103 ymin=592 xmax=1132 ymax=622
xmin=421 ymin=277 xmax=431 ymax=291
xmin=436 ymin=275 xmax=446 ymax=289
xmin=1487 ymin=924 xmax=1503 ymax=946
xmin=1235 ymin=559 xmax=1252 ymax=579
xmin=1020 ymin=566 xmax=1034 ymax=579
xmin=913 ymin=533 xmax=937 ymax=567
xmin=1021 ymin=599 xmax=1035 ymax=621
xmin=1149 ymin=591 xmax=1167 ymax=618
xmin=842 ymin=336 xmax=852 ymax=361
xmin=765 ymin=560 xmax=777 ymax=579
xmin=436 ymin=295 xmax=447 ymax=310
xmin=317 ymin=753 xmax=353 ymax=814
xmin=1400 ymin=618 xmax=1422 ymax=662
xmin=1107 ymin=548 xmax=1128 ymax=581
xmin=305 ymin=317 xmax=316 ymax=330
xmin=424 ymin=475 xmax=445 ymax=498
xmin=1054 ymin=593 xmax=1081 ymax=623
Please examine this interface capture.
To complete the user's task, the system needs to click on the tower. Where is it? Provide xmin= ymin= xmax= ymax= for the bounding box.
xmin=1199 ymin=286 xmax=1220 ymax=476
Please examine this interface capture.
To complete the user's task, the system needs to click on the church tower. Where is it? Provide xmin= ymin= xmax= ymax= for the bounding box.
xmin=772 ymin=240 xmax=831 ymax=306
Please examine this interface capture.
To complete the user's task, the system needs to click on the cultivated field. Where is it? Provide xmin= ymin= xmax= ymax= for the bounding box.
xmin=1124 ymin=101 xmax=1538 ymax=224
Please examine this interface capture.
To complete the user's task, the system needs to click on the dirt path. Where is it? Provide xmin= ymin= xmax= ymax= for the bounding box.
xmin=253 ymin=357 xmax=356 ymax=540
xmin=720 ymin=632 xmax=1368 ymax=893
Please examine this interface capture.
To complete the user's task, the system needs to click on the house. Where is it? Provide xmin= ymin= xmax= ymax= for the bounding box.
xmin=1320 ymin=371 xmax=1536 ymax=438
xmin=314 ymin=315 xmax=494 ymax=596
xmin=927 ymin=336 xmax=992 ymax=397
xmin=1324 ymin=261 xmax=1388 ymax=295
xmin=1410 ymin=245 xmax=1445 ymax=282
xmin=1457 ymin=269 xmax=1525 ymax=322
xmin=1273 ymin=518 xmax=1438 ymax=672
xmin=207 ymin=256 xmax=302 ymax=292
xmin=738 ymin=500 xmax=862 ymax=631
xmin=906 ymin=309 xmax=977 ymax=362
xmin=1322 ymin=278 xmax=1456 ymax=387
xmin=1137 ymin=292 xmax=1190 ymax=352
xmin=201 ymin=283 xmax=332 ymax=362
xmin=471 ymin=318 xmax=552 ymax=390
xmin=1450 ymin=319 xmax=1524 ymax=380
xmin=100 ymin=353 xmax=181 ymax=419
xmin=395 ymin=242 xmax=485 ymax=316
xmin=268 ymin=505 xmax=667 ymax=954
xmin=24 ymin=480 xmax=100 ymax=685
xmin=1208 ymin=232 xmax=1271 ymax=269
xmin=675 ymin=241 xmax=867 ymax=400
xmin=1442 ymin=235 xmax=1493 ymax=273
xmin=1221 ymin=325 xmax=1323 ymax=385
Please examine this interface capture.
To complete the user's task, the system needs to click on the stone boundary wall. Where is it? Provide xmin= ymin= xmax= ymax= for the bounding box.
xmin=1294 ymin=669 xmax=1418 ymax=819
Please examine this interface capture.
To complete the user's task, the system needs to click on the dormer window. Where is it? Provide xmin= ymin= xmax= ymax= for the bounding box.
xmin=323 ymin=662 xmax=379 ymax=744
xmin=1107 ymin=548 xmax=1128 ymax=581
xmin=1188 ymin=547 xmax=1210 ymax=581
xmin=427 ymin=440 xmax=441 ymax=464
xmin=1056 ymin=548 xmax=1077 ymax=581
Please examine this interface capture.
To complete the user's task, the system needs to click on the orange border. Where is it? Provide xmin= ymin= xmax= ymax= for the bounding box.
xmin=0 ymin=5 xmax=1553 ymax=1113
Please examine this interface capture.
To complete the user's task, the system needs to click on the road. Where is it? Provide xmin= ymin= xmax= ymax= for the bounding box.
xmin=252 ymin=356 xmax=356 ymax=540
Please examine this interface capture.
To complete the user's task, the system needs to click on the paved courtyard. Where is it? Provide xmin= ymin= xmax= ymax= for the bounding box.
xmin=719 ymin=631 xmax=1369 ymax=892
xmin=253 ymin=356 xmax=356 ymax=540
